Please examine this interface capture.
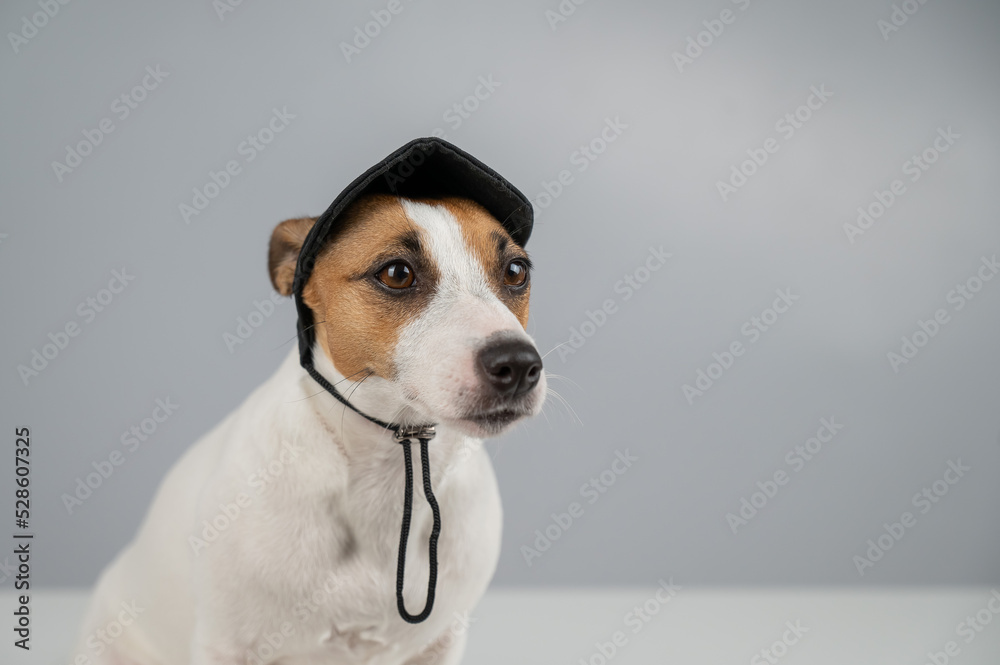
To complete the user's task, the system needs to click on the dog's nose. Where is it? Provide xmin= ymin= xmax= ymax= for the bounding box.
xmin=477 ymin=340 xmax=543 ymax=397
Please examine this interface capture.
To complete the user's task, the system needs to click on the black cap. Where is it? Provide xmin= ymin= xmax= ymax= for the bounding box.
xmin=293 ymin=137 xmax=534 ymax=372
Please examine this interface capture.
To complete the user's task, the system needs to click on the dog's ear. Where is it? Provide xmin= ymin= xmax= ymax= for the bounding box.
xmin=268 ymin=217 xmax=316 ymax=296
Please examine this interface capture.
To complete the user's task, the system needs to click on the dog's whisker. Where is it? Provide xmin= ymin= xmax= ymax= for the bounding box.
xmin=543 ymin=386 xmax=583 ymax=427
xmin=347 ymin=371 xmax=372 ymax=400
xmin=332 ymin=369 xmax=372 ymax=388
xmin=540 ymin=341 xmax=572 ymax=361
xmin=269 ymin=320 xmax=328 ymax=353
xmin=542 ymin=371 xmax=582 ymax=391
xmin=544 ymin=386 xmax=576 ymax=415
xmin=488 ymin=438 xmax=504 ymax=463
xmin=386 ymin=403 xmax=410 ymax=428
xmin=331 ymin=373 xmax=365 ymax=420
xmin=337 ymin=371 xmax=374 ymax=433
xmin=285 ymin=367 xmax=371 ymax=403
xmin=288 ymin=388 xmax=328 ymax=404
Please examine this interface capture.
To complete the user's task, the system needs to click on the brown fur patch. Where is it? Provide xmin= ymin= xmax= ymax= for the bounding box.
xmin=302 ymin=195 xmax=439 ymax=380
xmin=433 ymin=197 xmax=531 ymax=328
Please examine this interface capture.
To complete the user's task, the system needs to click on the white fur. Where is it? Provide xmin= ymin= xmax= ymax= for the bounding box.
xmin=73 ymin=200 xmax=544 ymax=665
xmin=394 ymin=200 xmax=545 ymax=429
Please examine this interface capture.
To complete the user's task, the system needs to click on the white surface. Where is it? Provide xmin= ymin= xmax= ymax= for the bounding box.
xmin=4 ymin=587 xmax=1000 ymax=664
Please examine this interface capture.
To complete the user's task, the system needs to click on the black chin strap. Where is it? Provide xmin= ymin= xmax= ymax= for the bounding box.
xmin=304 ymin=364 xmax=441 ymax=624
xmin=394 ymin=432 xmax=441 ymax=623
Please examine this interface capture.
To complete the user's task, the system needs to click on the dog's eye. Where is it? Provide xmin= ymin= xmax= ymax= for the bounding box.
xmin=504 ymin=260 xmax=528 ymax=287
xmin=377 ymin=262 xmax=415 ymax=289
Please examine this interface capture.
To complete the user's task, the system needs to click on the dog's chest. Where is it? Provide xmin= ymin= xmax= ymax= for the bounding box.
xmin=275 ymin=445 xmax=502 ymax=663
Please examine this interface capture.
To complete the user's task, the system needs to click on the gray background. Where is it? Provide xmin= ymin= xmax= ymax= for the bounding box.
xmin=1 ymin=0 xmax=998 ymax=589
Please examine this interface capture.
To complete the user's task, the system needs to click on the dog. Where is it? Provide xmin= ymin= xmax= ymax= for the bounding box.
xmin=74 ymin=192 xmax=546 ymax=664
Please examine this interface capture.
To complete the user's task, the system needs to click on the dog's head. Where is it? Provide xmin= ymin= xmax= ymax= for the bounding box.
xmin=269 ymin=194 xmax=545 ymax=437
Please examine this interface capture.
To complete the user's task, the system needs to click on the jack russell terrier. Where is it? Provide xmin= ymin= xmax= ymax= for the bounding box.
xmin=74 ymin=139 xmax=545 ymax=665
